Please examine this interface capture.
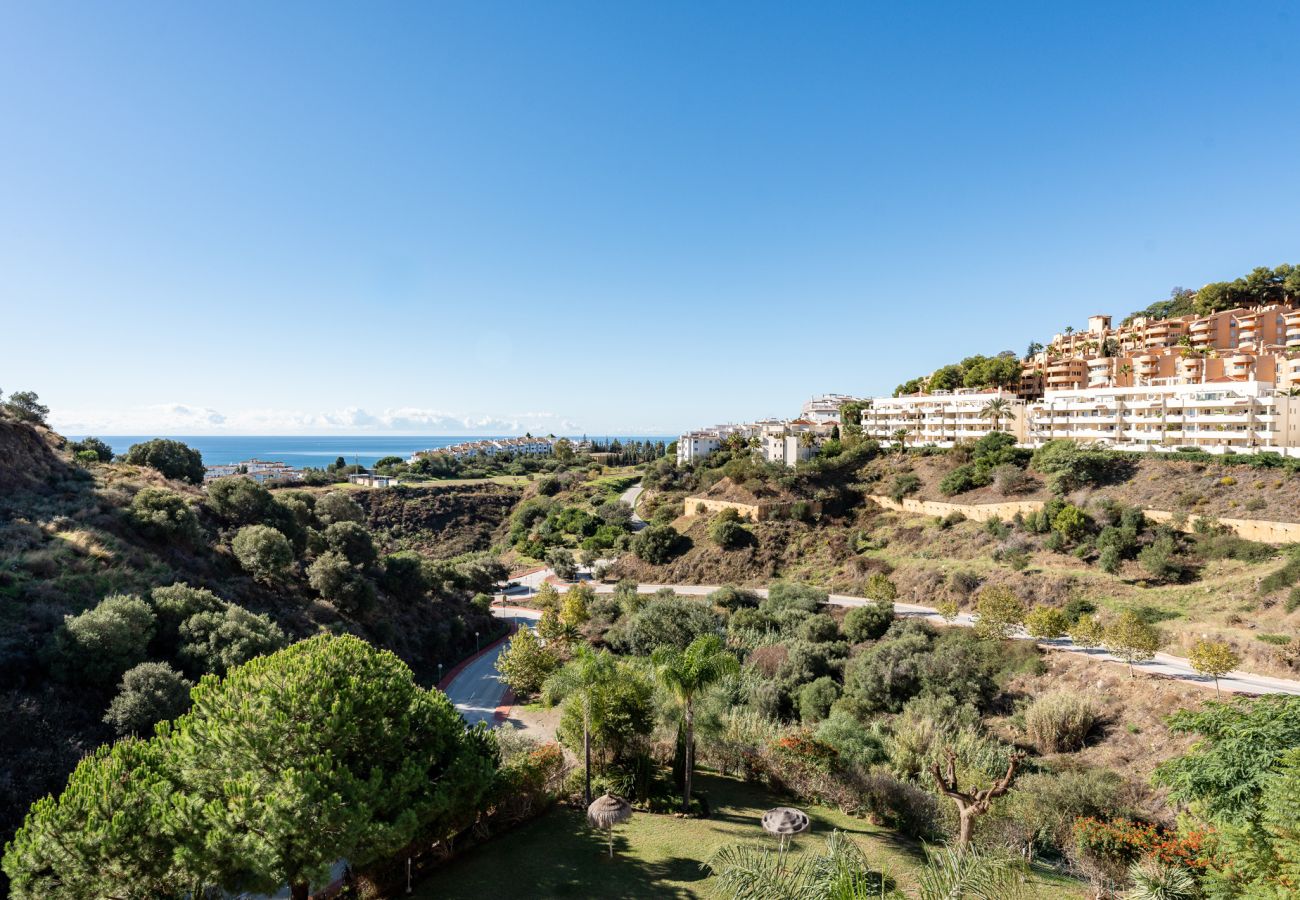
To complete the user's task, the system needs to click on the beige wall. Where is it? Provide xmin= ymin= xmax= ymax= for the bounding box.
xmin=684 ymin=496 xmax=820 ymax=522
xmin=866 ymin=495 xmax=1044 ymax=522
xmin=866 ymin=494 xmax=1300 ymax=544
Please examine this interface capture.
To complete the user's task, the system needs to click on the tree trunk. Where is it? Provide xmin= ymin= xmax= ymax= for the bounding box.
xmin=683 ymin=703 xmax=695 ymax=815
xmin=956 ymin=809 xmax=976 ymax=850
xmin=291 ymin=881 xmax=310 ymax=900
xmin=583 ymin=710 xmax=592 ymax=806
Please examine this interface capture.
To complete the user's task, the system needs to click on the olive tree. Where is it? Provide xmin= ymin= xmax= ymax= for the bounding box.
xmin=53 ymin=594 xmax=157 ymax=687
xmin=123 ymin=439 xmax=205 ymax=485
xmin=231 ymin=524 xmax=293 ymax=582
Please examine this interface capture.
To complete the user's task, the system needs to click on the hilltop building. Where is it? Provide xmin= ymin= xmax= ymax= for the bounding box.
xmin=407 ymin=436 xmax=555 ymax=464
xmin=204 ymin=459 xmax=303 ymax=483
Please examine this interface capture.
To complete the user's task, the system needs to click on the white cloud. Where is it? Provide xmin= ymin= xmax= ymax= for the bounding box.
xmin=51 ymin=403 xmax=583 ymax=436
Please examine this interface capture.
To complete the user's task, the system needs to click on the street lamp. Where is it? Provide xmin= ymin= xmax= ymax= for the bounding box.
xmin=475 ymin=631 xmax=480 ymax=653
xmin=437 ymin=662 xmax=443 ymax=683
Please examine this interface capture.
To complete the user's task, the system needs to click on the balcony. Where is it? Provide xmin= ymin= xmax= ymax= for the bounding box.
xmin=1190 ymin=319 xmax=1213 ymax=333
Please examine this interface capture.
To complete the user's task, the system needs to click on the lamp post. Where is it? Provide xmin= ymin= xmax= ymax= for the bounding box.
xmin=475 ymin=631 xmax=480 ymax=653
xmin=437 ymin=662 xmax=443 ymax=684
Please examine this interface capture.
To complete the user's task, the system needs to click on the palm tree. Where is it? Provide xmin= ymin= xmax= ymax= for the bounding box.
xmin=707 ymin=831 xmax=890 ymax=899
xmin=549 ymin=647 xmax=616 ymax=805
xmin=914 ymin=846 xmax=1029 ymax=900
xmin=979 ymin=398 xmax=1012 ymax=432
xmin=891 ymin=428 xmax=910 ymax=453
xmin=652 ymin=634 xmax=739 ymax=814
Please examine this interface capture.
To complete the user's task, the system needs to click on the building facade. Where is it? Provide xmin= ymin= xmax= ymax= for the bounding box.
xmin=861 ymin=389 xmax=1028 ymax=446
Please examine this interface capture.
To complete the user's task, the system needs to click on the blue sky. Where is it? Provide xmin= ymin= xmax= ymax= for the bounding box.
xmin=3 ymin=2 xmax=1298 ymax=435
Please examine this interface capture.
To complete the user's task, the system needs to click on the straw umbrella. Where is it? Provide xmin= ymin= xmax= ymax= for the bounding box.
xmin=761 ymin=807 xmax=810 ymax=865
xmin=587 ymin=792 xmax=633 ymax=858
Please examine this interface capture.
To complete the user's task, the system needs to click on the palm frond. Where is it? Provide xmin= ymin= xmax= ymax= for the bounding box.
xmin=914 ymin=845 xmax=1027 ymax=900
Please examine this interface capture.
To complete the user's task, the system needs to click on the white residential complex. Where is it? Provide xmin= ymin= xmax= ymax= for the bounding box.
xmin=407 ymin=436 xmax=555 ymax=463
xmin=204 ymin=459 xmax=304 ymax=483
xmin=679 ymin=384 xmax=1300 ymax=465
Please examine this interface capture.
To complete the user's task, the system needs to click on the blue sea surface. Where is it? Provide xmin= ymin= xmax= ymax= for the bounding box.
xmin=77 ymin=435 xmax=674 ymax=469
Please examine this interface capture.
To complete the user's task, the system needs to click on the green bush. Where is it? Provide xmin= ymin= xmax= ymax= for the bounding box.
xmin=796 ymin=676 xmax=841 ymax=723
xmin=314 ymin=491 xmax=365 ymax=526
xmin=616 ymin=597 xmax=720 ymax=656
xmin=632 ymin=525 xmax=687 ymax=564
xmin=322 ymin=521 xmax=376 ymax=568
xmin=307 ymin=551 xmax=375 ymax=613
xmin=206 ymin=477 xmax=273 ymax=526
xmin=231 ymin=525 xmax=293 ymax=582
xmin=843 ymin=601 xmax=894 ymax=643
xmin=177 ymin=606 xmax=287 ymax=675
xmin=708 ymin=515 xmax=748 ymax=549
xmin=129 ymin=488 xmax=199 ymax=542
xmin=53 ymin=594 xmax=156 ymax=687
xmin=889 ymin=473 xmax=921 ymax=502
xmin=939 ymin=464 xmax=987 ymax=496
xmin=103 ymin=661 xmax=192 ymax=735
xmin=122 ymin=438 xmax=205 ymax=485
xmin=68 ymin=436 xmax=114 ymax=462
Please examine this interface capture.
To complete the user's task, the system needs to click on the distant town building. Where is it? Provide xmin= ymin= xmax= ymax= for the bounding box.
xmin=347 ymin=472 xmax=401 ymax=488
xmin=407 ymin=436 xmax=555 ymax=464
xmin=204 ymin=459 xmax=303 ymax=483
xmin=800 ymin=394 xmax=860 ymax=424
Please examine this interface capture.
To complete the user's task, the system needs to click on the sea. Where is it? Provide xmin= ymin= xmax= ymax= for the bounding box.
xmin=76 ymin=435 xmax=675 ymax=469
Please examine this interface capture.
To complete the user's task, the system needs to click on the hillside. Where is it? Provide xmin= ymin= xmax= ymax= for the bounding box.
xmin=614 ymin=440 xmax=1300 ymax=677
xmin=0 ymin=421 xmax=501 ymax=854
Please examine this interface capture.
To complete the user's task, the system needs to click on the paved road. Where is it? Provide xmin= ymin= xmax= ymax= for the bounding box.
xmin=477 ymin=570 xmax=1300 ymax=697
xmin=620 ymin=481 xmax=647 ymax=530
xmin=446 ymin=609 xmax=540 ymax=725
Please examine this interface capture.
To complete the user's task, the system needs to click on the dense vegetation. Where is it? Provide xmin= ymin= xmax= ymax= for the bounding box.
xmin=0 ymin=410 xmax=501 ymax=868
xmin=1122 ymin=262 xmax=1300 ymax=324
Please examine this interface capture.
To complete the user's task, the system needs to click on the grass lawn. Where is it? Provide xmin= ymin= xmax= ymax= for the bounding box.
xmin=411 ymin=772 xmax=1086 ymax=899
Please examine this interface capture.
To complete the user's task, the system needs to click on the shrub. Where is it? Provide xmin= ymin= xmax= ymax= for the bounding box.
xmin=797 ymin=676 xmax=841 ymax=723
xmin=206 ymin=477 xmax=273 ymax=526
xmin=322 ymin=521 xmax=376 ymax=568
xmin=709 ymin=585 xmax=760 ymax=611
xmin=122 ymin=438 xmax=205 ymax=484
xmin=842 ymin=621 xmax=933 ymax=713
xmin=545 ymin=548 xmax=578 ymax=581
xmin=1025 ymin=691 xmax=1096 ymax=752
xmin=617 ymin=597 xmax=720 ymax=655
xmin=69 ymin=436 xmax=114 ymax=462
xmin=632 ymin=525 xmax=687 ymax=564
xmin=53 ymin=594 xmax=156 ymax=687
xmin=103 ymin=661 xmax=192 ymax=735
xmin=1030 ymin=440 xmax=1123 ymax=493
xmin=709 ymin=516 xmax=747 ymax=549
xmin=939 ymin=464 xmax=987 ymax=496
xmin=231 ymin=525 xmax=293 ymax=582
xmin=815 ymin=710 xmax=887 ymax=769
xmin=1098 ymin=545 xmax=1121 ymax=574
xmin=1138 ymin=534 xmax=1183 ymax=582
xmin=1052 ymin=504 xmax=1090 ymax=543
xmin=307 ymin=551 xmax=375 ymax=613
xmin=864 ymin=572 xmax=898 ymax=602
xmin=129 ymin=488 xmax=199 ymax=542
xmin=889 ymin=473 xmax=921 ymax=502
xmin=177 ymin=606 xmax=286 ymax=675
xmin=843 ymin=601 xmax=894 ymax=643
xmin=380 ymin=552 xmax=431 ymax=602
xmin=994 ymin=464 xmax=1031 ymax=496
xmin=314 ymin=491 xmax=365 ymax=525
xmin=764 ymin=581 xmax=827 ymax=613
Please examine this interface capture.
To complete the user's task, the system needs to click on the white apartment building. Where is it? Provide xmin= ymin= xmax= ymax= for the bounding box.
xmin=1027 ymin=381 xmax=1300 ymax=453
xmin=761 ymin=433 xmax=817 ymax=467
xmin=800 ymin=394 xmax=860 ymax=424
xmin=408 ymin=436 xmax=555 ymax=464
xmin=861 ymin=389 xmax=1028 ymax=446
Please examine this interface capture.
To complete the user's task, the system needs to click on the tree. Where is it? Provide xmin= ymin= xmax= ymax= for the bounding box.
xmin=1068 ymin=613 xmax=1105 ymax=648
xmin=322 ymin=520 xmax=377 ymax=567
xmin=1104 ymin=610 xmax=1160 ymax=675
xmin=972 ymin=586 xmax=1026 ymax=640
xmin=891 ymin=428 xmax=911 ymax=452
xmin=797 ymin=676 xmax=840 ymax=723
xmin=53 ymin=594 xmax=156 ymax=687
xmin=1051 ymin=504 xmax=1089 ymax=544
xmin=1024 ymin=605 xmax=1070 ymax=639
xmin=843 ymin=600 xmax=894 ymax=642
xmin=314 ymin=490 xmax=365 ymax=525
xmin=123 ymin=439 xmax=205 ymax=485
xmin=553 ymin=438 xmax=575 ymax=462
xmin=652 ymin=634 xmax=739 ymax=813
xmin=307 ymin=551 xmax=374 ymax=613
xmin=546 ymin=547 xmax=578 ymax=581
xmin=206 ymin=476 xmax=273 ymax=525
xmin=164 ymin=634 xmax=496 ymax=900
xmin=231 ymin=524 xmax=293 ymax=582
xmin=69 ymin=436 xmax=114 ymax=462
xmin=495 ymin=627 xmax=559 ymax=696
xmin=979 ymin=397 xmax=1013 ymax=432
xmin=130 ymin=488 xmax=200 ymax=542
xmin=632 ymin=524 xmax=686 ymax=564
xmin=556 ymin=648 xmax=616 ymax=805
xmin=1187 ymin=638 xmax=1240 ymax=698
xmin=930 ymin=747 xmax=1025 ymax=848
xmin=4 ymin=390 xmax=49 ymax=425
xmin=103 ymin=662 xmax=192 ymax=736
xmin=2 ymin=738 xmax=190 ymax=898
xmin=560 ymin=584 xmax=591 ymax=627
xmin=619 ymin=596 xmax=720 ymax=655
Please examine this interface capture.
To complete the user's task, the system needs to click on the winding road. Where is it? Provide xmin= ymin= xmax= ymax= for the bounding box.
xmin=443 ymin=574 xmax=1300 ymax=717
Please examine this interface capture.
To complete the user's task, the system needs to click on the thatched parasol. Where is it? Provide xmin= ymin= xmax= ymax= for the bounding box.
xmin=761 ymin=806 xmax=810 ymax=863
xmin=587 ymin=791 xmax=633 ymax=858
